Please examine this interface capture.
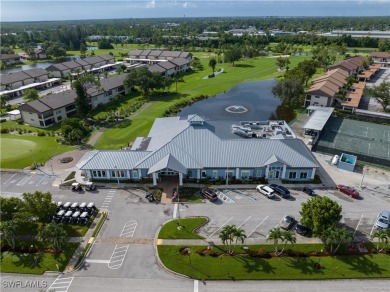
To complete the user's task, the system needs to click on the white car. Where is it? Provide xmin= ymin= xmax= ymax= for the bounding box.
xmin=256 ymin=185 xmax=275 ymax=199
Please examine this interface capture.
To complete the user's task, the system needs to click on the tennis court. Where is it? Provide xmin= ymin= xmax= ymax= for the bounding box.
xmin=315 ymin=117 xmax=390 ymax=167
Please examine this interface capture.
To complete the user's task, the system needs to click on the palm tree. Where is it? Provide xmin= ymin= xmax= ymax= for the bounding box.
xmin=232 ymin=227 xmax=247 ymax=254
xmin=371 ymin=229 xmax=389 ymax=252
xmin=279 ymin=230 xmax=296 ymax=255
xmin=0 ymin=220 xmax=18 ymax=250
xmin=322 ymin=226 xmax=353 ymax=254
xmin=208 ymin=58 xmax=217 ymax=75
xmin=267 ymin=228 xmax=284 ymax=255
xmin=38 ymin=223 xmax=68 ymax=253
xmin=219 ymin=225 xmax=236 ymax=254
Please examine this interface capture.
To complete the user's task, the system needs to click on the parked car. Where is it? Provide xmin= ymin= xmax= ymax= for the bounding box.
xmin=270 ymin=184 xmax=290 ymax=198
xmin=256 ymin=185 xmax=275 ymax=199
xmin=336 ymin=184 xmax=360 ymax=198
xmin=302 ymin=186 xmax=316 ymax=196
xmin=295 ymin=221 xmax=310 ymax=236
xmin=201 ymin=188 xmax=218 ymax=202
xmin=375 ymin=210 xmax=390 ymax=230
xmin=280 ymin=215 xmax=296 ymax=230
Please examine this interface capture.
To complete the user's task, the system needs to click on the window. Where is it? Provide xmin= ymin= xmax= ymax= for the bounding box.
xmin=315 ymin=95 xmax=320 ymax=99
xmin=111 ymin=170 xmax=125 ymax=178
xmin=256 ymin=170 xmax=262 ymax=177
xmin=92 ymin=170 xmax=106 ymax=178
xmin=201 ymin=171 xmax=207 ymax=178
xmin=56 ymin=110 xmax=62 ymax=114
xmin=31 ymin=119 xmax=35 ymax=121
xmin=212 ymin=170 xmax=218 ymax=178
xmin=132 ymin=170 xmax=138 ymax=178
xmin=300 ymin=172 xmax=308 ymax=179
xmin=241 ymin=171 xmax=250 ymax=179
xmin=57 ymin=116 xmax=62 ymax=121
xmin=289 ymin=172 xmax=297 ymax=179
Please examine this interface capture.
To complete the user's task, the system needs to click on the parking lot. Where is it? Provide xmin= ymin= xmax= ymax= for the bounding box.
xmin=1 ymin=171 xmax=58 ymax=194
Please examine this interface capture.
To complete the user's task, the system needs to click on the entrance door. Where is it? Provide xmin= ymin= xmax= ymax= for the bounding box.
xmin=269 ymin=170 xmax=280 ymax=179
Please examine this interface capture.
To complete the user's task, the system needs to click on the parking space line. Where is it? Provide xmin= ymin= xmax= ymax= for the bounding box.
xmin=353 ymin=214 xmax=364 ymax=237
xmin=208 ymin=217 xmax=234 ymax=238
xmin=85 ymin=259 xmax=110 ymax=264
xmin=16 ymin=174 xmax=34 ymax=186
xmin=36 ymin=175 xmax=48 ymax=186
xmin=2 ymin=173 xmax=17 ymax=184
xmin=370 ymin=214 xmax=380 ymax=236
xmin=237 ymin=216 xmax=252 ymax=228
xmin=194 ymin=280 xmax=198 ymax=292
xmin=248 ymin=216 xmax=269 ymax=237
xmin=120 ymin=220 xmax=137 ymax=237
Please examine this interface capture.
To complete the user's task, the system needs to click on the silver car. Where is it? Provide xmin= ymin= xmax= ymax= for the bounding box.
xmin=375 ymin=210 xmax=390 ymax=229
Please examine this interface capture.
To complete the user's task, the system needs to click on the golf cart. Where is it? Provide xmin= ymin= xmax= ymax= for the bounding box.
xmin=145 ymin=191 xmax=156 ymax=202
xmin=71 ymin=182 xmax=83 ymax=192
xmin=85 ymin=182 xmax=96 ymax=191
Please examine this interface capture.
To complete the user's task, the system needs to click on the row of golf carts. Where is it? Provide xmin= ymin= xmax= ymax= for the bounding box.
xmin=52 ymin=201 xmax=97 ymax=225
xmin=71 ymin=182 xmax=96 ymax=192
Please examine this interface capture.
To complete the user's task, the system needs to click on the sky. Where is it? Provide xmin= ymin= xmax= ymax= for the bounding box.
xmin=1 ymin=1 xmax=390 ymax=22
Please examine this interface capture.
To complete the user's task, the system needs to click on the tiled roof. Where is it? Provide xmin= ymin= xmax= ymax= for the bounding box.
xmin=19 ymin=90 xmax=77 ymax=113
xmin=371 ymin=51 xmax=390 ymax=59
xmin=87 ymin=74 xmax=126 ymax=96
xmin=23 ymin=68 xmax=48 ymax=78
xmin=0 ymin=71 xmax=32 ymax=85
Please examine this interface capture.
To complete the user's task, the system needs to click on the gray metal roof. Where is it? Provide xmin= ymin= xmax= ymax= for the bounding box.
xmin=80 ymin=150 xmax=151 ymax=170
xmin=136 ymin=125 xmax=319 ymax=169
xmin=19 ymin=90 xmax=77 ymax=113
xmin=81 ymin=116 xmax=319 ymax=172
xmin=147 ymin=154 xmax=187 ymax=174
xmin=24 ymin=68 xmax=49 ymax=78
xmin=87 ymin=74 xmax=126 ymax=96
xmin=1 ymin=71 xmax=32 ymax=85
xmin=304 ymin=107 xmax=334 ymax=131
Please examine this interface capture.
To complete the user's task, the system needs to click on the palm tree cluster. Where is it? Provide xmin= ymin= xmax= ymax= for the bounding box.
xmin=321 ymin=226 xmax=353 ymax=254
xmin=267 ymin=228 xmax=297 ymax=256
xmin=371 ymin=229 xmax=390 ymax=252
xmin=219 ymin=225 xmax=247 ymax=255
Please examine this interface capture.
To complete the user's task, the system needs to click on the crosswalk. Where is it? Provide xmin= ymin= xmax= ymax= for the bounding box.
xmin=108 ymin=245 xmax=129 ymax=269
xmin=46 ymin=275 xmax=74 ymax=292
xmin=120 ymin=220 xmax=137 ymax=237
xmin=100 ymin=190 xmax=117 ymax=209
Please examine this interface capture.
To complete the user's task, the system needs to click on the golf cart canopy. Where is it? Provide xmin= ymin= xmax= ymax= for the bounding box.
xmin=71 ymin=182 xmax=80 ymax=187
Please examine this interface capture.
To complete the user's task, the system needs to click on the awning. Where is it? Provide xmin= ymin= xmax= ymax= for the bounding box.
xmin=147 ymin=153 xmax=187 ymax=174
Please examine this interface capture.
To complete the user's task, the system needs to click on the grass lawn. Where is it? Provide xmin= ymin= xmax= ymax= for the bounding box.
xmin=158 ymin=245 xmax=390 ymax=280
xmin=158 ymin=218 xmax=208 ymax=240
xmin=0 ymin=120 xmax=62 ymax=133
xmin=16 ymin=221 xmax=91 ymax=238
xmin=95 ymin=55 xmax=310 ymax=149
xmin=0 ymin=134 xmax=74 ymax=169
xmin=0 ymin=242 xmax=79 ymax=274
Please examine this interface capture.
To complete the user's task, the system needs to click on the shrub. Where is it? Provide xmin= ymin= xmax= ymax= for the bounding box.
xmin=0 ymin=118 xmax=6 ymax=123
xmin=16 ymin=118 xmax=24 ymax=125
xmin=208 ymin=74 xmax=215 ymax=78
xmin=37 ymin=131 xmax=46 ymax=136
xmin=1 ymin=128 xmax=9 ymax=133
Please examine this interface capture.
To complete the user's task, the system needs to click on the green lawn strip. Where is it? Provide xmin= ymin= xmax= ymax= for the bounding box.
xmin=75 ymin=243 xmax=91 ymax=268
xmin=158 ymin=218 xmax=208 ymax=240
xmin=0 ymin=242 xmax=79 ymax=274
xmin=0 ymin=134 xmax=74 ymax=169
xmin=92 ymin=212 xmax=107 ymax=237
xmin=16 ymin=222 xmax=88 ymax=237
xmin=158 ymin=245 xmax=390 ymax=280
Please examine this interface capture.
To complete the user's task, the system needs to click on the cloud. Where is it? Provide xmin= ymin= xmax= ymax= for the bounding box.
xmin=182 ymin=1 xmax=197 ymax=8
xmin=146 ymin=0 xmax=156 ymax=8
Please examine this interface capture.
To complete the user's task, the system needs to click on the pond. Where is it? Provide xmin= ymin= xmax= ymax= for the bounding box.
xmin=180 ymin=79 xmax=296 ymax=122
xmin=87 ymin=46 xmax=98 ymax=51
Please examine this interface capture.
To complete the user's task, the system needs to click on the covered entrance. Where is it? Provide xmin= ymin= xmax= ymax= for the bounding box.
xmin=268 ymin=169 xmax=281 ymax=179
xmin=147 ymin=153 xmax=187 ymax=186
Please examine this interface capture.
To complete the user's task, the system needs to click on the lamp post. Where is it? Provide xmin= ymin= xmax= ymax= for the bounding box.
xmin=359 ymin=167 xmax=369 ymax=188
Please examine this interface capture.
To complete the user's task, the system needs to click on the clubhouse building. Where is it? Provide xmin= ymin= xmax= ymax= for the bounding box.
xmin=77 ymin=115 xmax=320 ymax=185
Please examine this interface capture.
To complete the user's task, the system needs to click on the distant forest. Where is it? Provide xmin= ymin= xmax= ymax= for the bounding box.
xmin=1 ymin=17 xmax=390 ymax=51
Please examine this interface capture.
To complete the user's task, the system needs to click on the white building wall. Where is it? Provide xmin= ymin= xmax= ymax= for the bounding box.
xmin=20 ymin=111 xmax=42 ymax=128
xmin=47 ymin=70 xmax=62 ymax=78
xmin=306 ymin=95 xmax=330 ymax=107
xmin=53 ymin=107 xmax=68 ymax=123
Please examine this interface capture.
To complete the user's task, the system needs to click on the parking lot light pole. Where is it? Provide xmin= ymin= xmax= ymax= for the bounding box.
xmin=359 ymin=167 xmax=369 ymax=188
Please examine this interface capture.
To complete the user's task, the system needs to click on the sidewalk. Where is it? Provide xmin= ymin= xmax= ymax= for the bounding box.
xmin=64 ymin=211 xmax=103 ymax=272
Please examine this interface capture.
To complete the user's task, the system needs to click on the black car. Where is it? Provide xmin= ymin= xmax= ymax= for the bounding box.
xmin=270 ymin=184 xmax=290 ymax=198
xmin=280 ymin=215 xmax=296 ymax=230
xmin=302 ymin=186 xmax=316 ymax=196
xmin=145 ymin=192 xmax=156 ymax=202
xmin=295 ymin=221 xmax=310 ymax=236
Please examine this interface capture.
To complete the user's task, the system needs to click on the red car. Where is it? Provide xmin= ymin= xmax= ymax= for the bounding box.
xmin=336 ymin=184 xmax=360 ymax=198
